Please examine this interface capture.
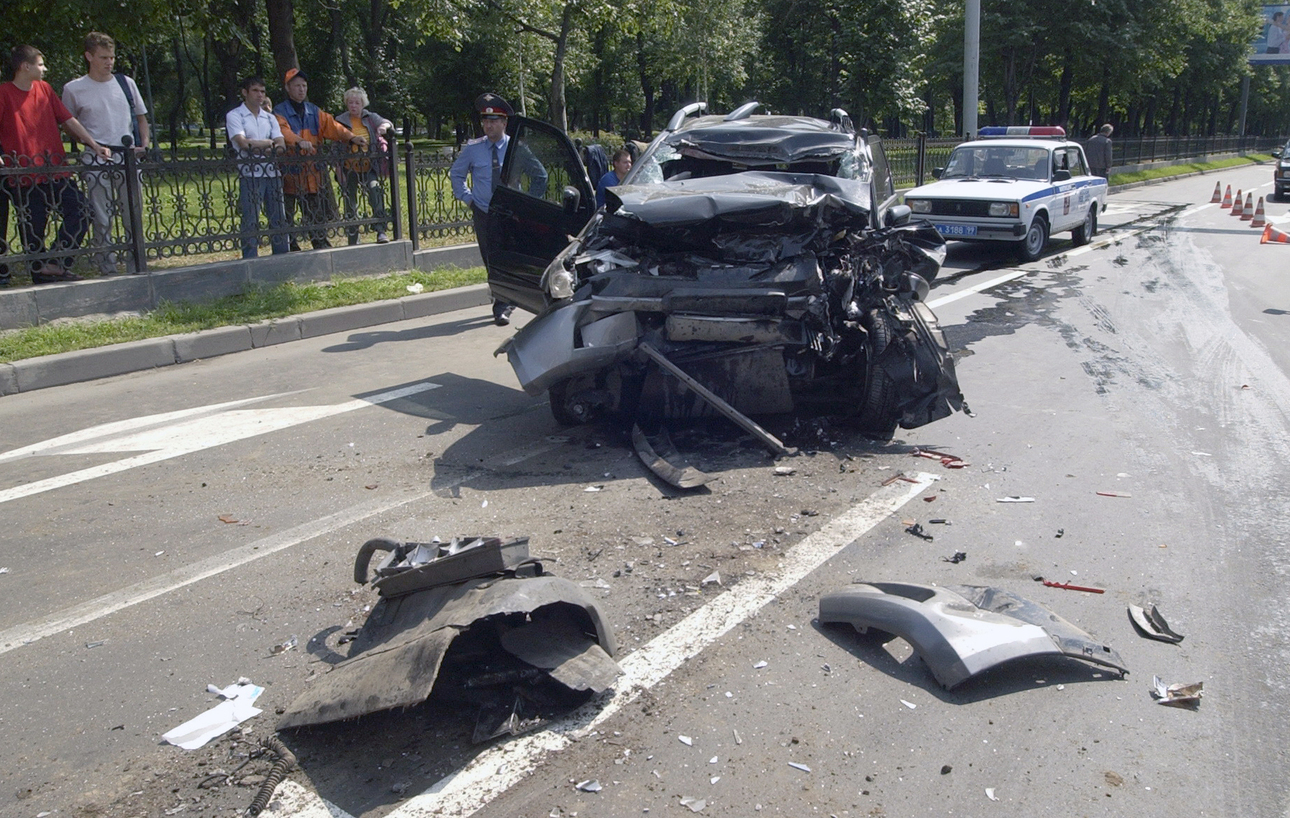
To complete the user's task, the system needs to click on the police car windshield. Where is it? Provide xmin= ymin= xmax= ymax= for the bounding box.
xmin=943 ymin=146 xmax=1052 ymax=181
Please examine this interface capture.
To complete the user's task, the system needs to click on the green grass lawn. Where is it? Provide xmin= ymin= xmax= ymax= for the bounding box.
xmin=0 ymin=266 xmax=486 ymax=363
xmin=1109 ymin=154 xmax=1272 ymax=186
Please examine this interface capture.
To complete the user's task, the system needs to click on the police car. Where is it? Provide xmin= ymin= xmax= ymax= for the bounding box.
xmin=903 ymin=126 xmax=1108 ymax=261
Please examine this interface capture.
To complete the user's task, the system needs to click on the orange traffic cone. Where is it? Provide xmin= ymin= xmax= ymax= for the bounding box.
xmin=1231 ymin=190 xmax=1244 ymax=216
xmin=1261 ymin=223 xmax=1290 ymax=244
xmin=1242 ymin=193 xmax=1255 ymax=221
xmin=1252 ymin=197 xmax=1267 ymax=228
xmin=1211 ymin=182 xmax=1223 ymax=203
xmin=1222 ymin=185 xmax=1233 ymax=207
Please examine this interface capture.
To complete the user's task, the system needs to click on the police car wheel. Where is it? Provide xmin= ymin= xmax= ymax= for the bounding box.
xmin=1071 ymin=208 xmax=1096 ymax=246
xmin=1019 ymin=215 xmax=1048 ymax=262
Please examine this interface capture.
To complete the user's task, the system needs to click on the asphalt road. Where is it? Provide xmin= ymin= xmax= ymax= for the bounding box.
xmin=2 ymin=165 xmax=1288 ymax=818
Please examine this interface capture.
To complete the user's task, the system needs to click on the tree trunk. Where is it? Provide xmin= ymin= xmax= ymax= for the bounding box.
xmin=549 ymin=3 xmax=575 ymax=132
xmin=637 ymin=32 xmax=655 ymax=138
xmin=1056 ymin=52 xmax=1072 ymax=127
xmin=266 ymin=0 xmax=298 ymax=82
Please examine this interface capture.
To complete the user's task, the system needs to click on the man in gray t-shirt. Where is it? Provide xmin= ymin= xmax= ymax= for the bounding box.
xmin=61 ymin=31 xmax=149 ymax=274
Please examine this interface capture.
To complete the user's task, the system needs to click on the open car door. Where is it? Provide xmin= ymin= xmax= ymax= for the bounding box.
xmin=866 ymin=135 xmax=899 ymax=225
xmin=486 ymin=117 xmax=597 ymax=314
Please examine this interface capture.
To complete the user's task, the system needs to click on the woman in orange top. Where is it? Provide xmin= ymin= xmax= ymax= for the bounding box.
xmin=335 ymin=87 xmax=393 ymax=244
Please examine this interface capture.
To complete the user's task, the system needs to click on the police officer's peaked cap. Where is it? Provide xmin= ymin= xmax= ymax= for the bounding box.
xmin=475 ymin=93 xmax=514 ymax=118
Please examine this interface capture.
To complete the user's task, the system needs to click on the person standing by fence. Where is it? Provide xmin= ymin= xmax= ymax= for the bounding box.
xmin=226 ymin=76 xmax=288 ymax=258
xmin=334 ymin=87 xmax=392 ymax=245
xmin=1087 ymin=124 xmax=1113 ymax=179
xmin=274 ymin=68 xmax=364 ymax=250
xmin=61 ymin=31 xmax=150 ymax=276
xmin=0 ymin=45 xmax=110 ymax=284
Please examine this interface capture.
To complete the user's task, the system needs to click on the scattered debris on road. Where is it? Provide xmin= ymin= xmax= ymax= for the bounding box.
xmin=1036 ymin=578 xmax=1105 ymax=594
xmin=1096 ymin=491 xmax=1132 ymax=498
xmin=942 ymin=551 xmax=967 ymax=564
xmin=1129 ymin=604 xmax=1185 ymax=643
xmin=269 ymin=636 xmax=297 ymax=655
xmin=788 ymin=762 xmax=812 ymax=772
xmin=819 ymin=582 xmax=1128 ymax=688
xmin=904 ymin=522 xmax=934 ymax=541
xmin=679 ymin=795 xmax=707 ymax=812
xmin=163 ymin=680 xmax=264 ymax=750
xmin=913 ymin=448 xmax=968 ymax=469
xmin=575 ymin=779 xmax=603 ymax=793
xmin=986 ymin=787 xmax=999 ymax=801
xmin=679 ymin=735 xmax=694 ymax=746
xmin=278 ymin=536 xmax=621 ymax=743
xmin=1151 ymin=676 xmax=1203 ymax=708
xmin=996 ymin=496 xmax=1035 ymax=503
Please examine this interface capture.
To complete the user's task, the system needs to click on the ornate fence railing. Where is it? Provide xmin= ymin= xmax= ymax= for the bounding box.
xmin=1 ymin=130 xmax=1283 ymax=284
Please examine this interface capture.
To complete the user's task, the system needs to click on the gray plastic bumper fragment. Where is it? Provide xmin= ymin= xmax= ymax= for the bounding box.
xmin=818 ymin=582 xmax=1128 ymax=689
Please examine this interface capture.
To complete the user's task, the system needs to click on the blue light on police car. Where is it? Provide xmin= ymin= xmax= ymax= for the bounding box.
xmin=977 ymin=126 xmax=1066 ymax=138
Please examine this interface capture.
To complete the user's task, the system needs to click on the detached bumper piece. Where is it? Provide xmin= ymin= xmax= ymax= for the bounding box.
xmin=819 ymin=582 xmax=1128 ymax=689
xmin=279 ymin=536 xmax=621 ymax=743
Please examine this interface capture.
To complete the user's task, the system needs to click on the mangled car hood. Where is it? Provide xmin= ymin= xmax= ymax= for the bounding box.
xmin=670 ymin=117 xmax=859 ymax=164
xmin=607 ymin=171 xmax=872 ymax=228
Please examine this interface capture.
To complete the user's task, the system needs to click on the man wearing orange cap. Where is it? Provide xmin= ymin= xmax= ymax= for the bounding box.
xmin=273 ymin=68 xmax=365 ymax=249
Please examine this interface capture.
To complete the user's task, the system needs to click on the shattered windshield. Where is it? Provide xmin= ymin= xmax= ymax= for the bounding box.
xmin=631 ymin=138 xmax=867 ymax=186
xmin=942 ymin=145 xmax=1052 ymax=180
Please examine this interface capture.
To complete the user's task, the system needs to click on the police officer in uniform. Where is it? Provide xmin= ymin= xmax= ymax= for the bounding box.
xmin=451 ymin=92 xmax=516 ymax=326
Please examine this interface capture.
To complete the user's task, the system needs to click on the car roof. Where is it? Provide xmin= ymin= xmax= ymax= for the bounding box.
xmin=665 ymin=114 xmax=858 ymax=163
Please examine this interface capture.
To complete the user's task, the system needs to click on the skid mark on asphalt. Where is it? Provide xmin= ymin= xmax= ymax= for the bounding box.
xmin=262 ymin=472 xmax=938 ymax=818
xmin=0 ymin=382 xmax=439 ymax=505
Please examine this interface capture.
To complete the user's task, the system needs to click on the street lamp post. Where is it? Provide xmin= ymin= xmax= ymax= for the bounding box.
xmin=964 ymin=0 xmax=980 ymax=138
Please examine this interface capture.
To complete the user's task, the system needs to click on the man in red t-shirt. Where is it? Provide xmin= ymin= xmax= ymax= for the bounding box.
xmin=0 ymin=45 xmax=110 ymax=284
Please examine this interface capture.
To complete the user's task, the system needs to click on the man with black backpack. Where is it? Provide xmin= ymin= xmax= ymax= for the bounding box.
xmin=61 ymin=31 xmax=149 ymax=276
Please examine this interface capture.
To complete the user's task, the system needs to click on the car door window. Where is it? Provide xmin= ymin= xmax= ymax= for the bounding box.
xmin=501 ymin=122 xmax=583 ymax=206
xmin=1065 ymin=147 xmax=1088 ymax=176
xmin=866 ymin=135 xmax=894 ymax=204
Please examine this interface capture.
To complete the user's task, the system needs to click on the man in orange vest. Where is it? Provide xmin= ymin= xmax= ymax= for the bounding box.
xmin=273 ymin=68 xmax=366 ymax=249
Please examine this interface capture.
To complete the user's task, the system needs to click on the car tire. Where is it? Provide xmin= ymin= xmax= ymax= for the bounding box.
xmin=1018 ymin=214 xmax=1048 ymax=262
xmin=852 ymin=310 xmax=900 ymax=441
xmin=549 ymin=376 xmax=599 ymax=426
xmin=1071 ymin=207 xmax=1096 ymax=246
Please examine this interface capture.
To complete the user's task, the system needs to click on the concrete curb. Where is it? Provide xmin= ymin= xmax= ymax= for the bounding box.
xmin=0 ymin=283 xmax=491 ymax=397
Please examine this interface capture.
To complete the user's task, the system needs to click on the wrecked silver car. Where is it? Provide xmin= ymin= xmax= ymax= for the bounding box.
xmin=486 ymin=104 xmax=968 ymax=441
xmin=819 ymin=582 xmax=1128 ymax=688
xmin=279 ymin=537 xmax=621 ymax=742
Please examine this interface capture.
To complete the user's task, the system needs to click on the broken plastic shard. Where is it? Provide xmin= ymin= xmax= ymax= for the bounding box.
xmin=900 ymin=699 xmax=917 ymax=709
xmin=678 ymin=734 xmax=693 ymax=746
xmin=904 ymin=523 xmax=934 ymax=541
xmin=575 ymin=779 xmax=603 ymax=792
xmin=986 ymin=788 xmax=999 ymax=801
xmin=1128 ymin=604 xmax=1184 ymax=643
xmin=1151 ymin=676 xmax=1203 ymax=708
xmin=753 ymin=660 xmax=768 ymax=669
xmin=680 ymin=796 xmax=707 ymax=812
xmin=701 ymin=571 xmax=721 ymax=586
xmin=406 ymin=283 xmax=424 ymax=294
xmin=773 ymin=466 xmax=796 ymax=476
xmin=818 ymin=582 xmax=1129 ymax=689
xmin=995 ymin=496 xmax=1035 ymax=503
xmin=788 ymin=762 xmax=811 ymax=772
xmin=942 ymin=551 xmax=967 ymax=564
xmin=270 ymin=636 xmax=298 ymax=655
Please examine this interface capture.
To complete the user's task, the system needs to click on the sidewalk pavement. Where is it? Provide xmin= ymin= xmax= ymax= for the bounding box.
xmin=0 ymin=283 xmax=491 ymax=397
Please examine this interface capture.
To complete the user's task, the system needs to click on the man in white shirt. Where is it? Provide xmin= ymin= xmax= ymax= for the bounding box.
xmin=225 ymin=76 xmax=288 ymax=258
xmin=61 ymin=31 xmax=149 ymax=275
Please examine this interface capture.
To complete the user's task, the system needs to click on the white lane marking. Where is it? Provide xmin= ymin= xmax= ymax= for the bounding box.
xmin=0 ymin=490 xmax=432 ymax=655
xmin=265 ymin=781 xmax=350 ymax=818
xmin=0 ymin=382 xmax=439 ymax=505
xmin=356 ymin=473 xmax=938 ymax=818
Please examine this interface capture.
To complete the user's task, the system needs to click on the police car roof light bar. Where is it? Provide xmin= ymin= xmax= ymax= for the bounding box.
xmin=977 ymin=126 xmax=1066 ymax=138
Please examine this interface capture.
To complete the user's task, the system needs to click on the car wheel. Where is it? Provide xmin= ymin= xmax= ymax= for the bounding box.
xmin=852 ymin=310 xmax=900 ymax=441
xmin=1071 ymin=207 xmax=1096 ymax=246
xmin=1018 ymin=214 xmax=1048 ymax=262
xmin=548 ymin=376 xmax=600 ymax=426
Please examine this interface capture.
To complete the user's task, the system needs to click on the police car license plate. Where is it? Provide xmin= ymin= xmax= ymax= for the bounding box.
xmin=935 ymin=224 xmax=977 ymax=237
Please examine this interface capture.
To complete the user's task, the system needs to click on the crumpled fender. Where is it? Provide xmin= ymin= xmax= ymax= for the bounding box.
xmin=819 ymin=582 xmax=1127 ymax=689
xmin=278 ymin=575 xmax=619 ymax=729
xmin=501 ymin=300 xmax=639 ymax=395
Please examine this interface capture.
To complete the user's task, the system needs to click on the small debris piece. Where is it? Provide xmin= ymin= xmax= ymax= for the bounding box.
xmin=996 ymin=496 xmax=1035 ymax=503
xmin=941 ymin=765 xmax=952 ymax=775
xmin=1104 ymin=771 xmax=1124 ymax=787
xmin=773 ymin=466 xmax=796 ymax=476
xmin=753 ymin=661 xmax=768 ymax=669
xmin=788 ymin=762 xmax=811 ymax=773
xmin=701 ymin=571 xmax=722 ymax=587
xmin=904 ymin=523 xmax=934 ymax=541
xmin=710 ymin=775 xmax=720 ymax=784
xmin=270 ymin=636 xmax=298 ymax=655
xmin=364 ymin=484 xmax=379 ymax=490
xmin=928 ymin=519 xmax=949 ymax=525
xmin=1128 ymin=605 xmax=1184 ymax=643
xmin=575 ymin=779 xmax=603 ymax=792
xmin=1042 ymin=580 xmax=1104 ymax=594
xmin=881 ymin=474 xmax=920 ymax=486
xmin=679 ymin=796 xmax=707 ymax=812
xmin=1151 ymin=676 xmax=1203 ymax=709
xmin=584 ymin=485 xmax=603 ymax=492
xmin=1096 ymin=491 xmax=1131 ymax=498
xmin=942 ymin=551 xmax=967 ymax=564
xmin=923 ymin=495 xmax=937 ymax=502
xmin=709 ymin=756 xmax=718 ymax=764
xmin=85 ymin=640 xmax=106 ymax=649
xmin=1055 ymin=528 xmax=1064 ymax=538
xmin=733 ymin=729 xmax=743 ymax=745
xmin=985 ymin=788 xmax=999 ymax=801
xmin=900 ymin=699 xmax=917 ymax=709
xmin=406 ymin=283 xmax=424 ymax=294
xmin=217 ymin=514 xmax=240 ymax=524
xmin=0 ymin=567 xmax=9 ymax=574
xmin=678 ymin=735 xmax=693 ymax=746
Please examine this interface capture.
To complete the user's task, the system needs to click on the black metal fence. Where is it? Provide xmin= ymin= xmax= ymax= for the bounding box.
xmin=1 ymin=131 xmax=1283 ymax=284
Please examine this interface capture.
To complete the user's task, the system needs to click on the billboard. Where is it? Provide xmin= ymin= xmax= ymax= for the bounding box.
xmin=1251 ymin=5 xmax=1290 ymax=65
